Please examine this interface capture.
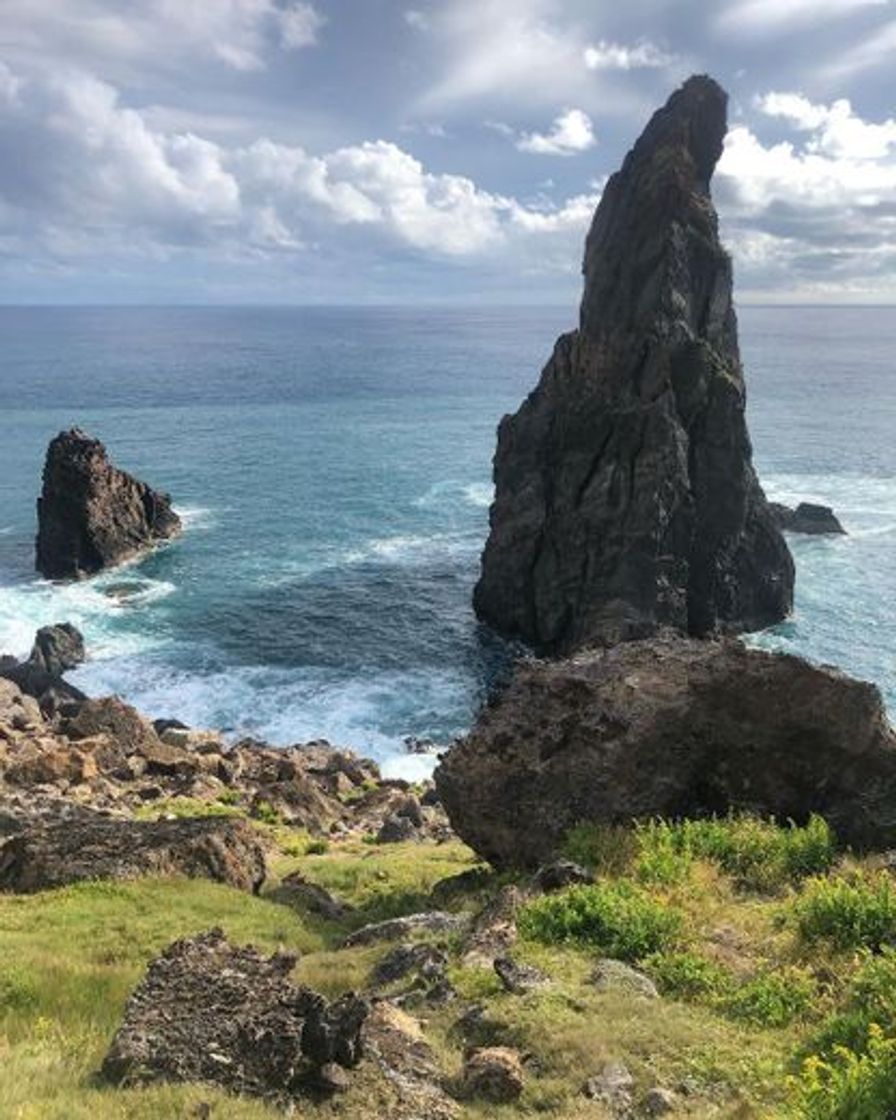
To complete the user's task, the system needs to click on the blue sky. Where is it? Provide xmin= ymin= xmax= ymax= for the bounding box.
xmin=0 ymin=0 xmax=894 ymax=304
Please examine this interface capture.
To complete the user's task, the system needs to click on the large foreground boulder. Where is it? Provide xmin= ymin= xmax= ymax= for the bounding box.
xmin=103 ymin=928 xmax=368 ymax=1100
xmin=435 ymin=636 xmax=896 ymax=867
xmin=474 ymin=76 xmax=793 ymax=653
xmin=0 ymin=814 xmax=266 ymax=892
xmin=36 ymin=428 xmax=181 ymax=579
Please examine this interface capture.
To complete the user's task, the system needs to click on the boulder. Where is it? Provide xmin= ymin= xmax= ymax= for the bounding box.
xmin=0 ymin=814 xmax=266 ymax=892
xmin=62 ymin=695 xmax=161 ymax=755
xmin=459 ymin=1047 xmax=524 ymax=1103
xmin=493 ymin=955 xmax=548 ymax=994
xmin=591 ymin=959 xmax=659 ymax=1000
xmin=36 ymin=428 xmax=181 ymax=579
xmin=474 ymin=76 xmax=793 ymax=654
xmin=771 ymin=501 xmax=846 ymax=535
xmin=102 ymin=928 xmax=367 ymax=1100
xmin=0 ymin=659 xmax=87 ymax=713
xmin=343 ymin=911 xmax=469 ymax=949
xmin=28 ymin=622 xmax=85 ymax=675
xmin=435 ymin=635 xmax=896 ymax=867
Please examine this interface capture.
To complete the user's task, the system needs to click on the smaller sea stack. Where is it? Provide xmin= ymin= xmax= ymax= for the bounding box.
xmin=36 ymin=428 xmax=181 ymax=579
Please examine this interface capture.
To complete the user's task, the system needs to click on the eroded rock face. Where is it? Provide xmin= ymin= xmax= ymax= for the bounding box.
xmin=102 ymin=929 xmax=368 ymax=1100
xmin=0 ymin=813 xmax=266 ymax=892
xmin=474 ymin=76 xmax=793 ymax=653
xmin=435 ymin=635 xmax=896 ymax=867
xmin=36 ymin=428 xmax=181 ymax=579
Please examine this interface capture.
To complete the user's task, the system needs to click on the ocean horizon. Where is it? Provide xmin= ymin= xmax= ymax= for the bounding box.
xmin=1 ymin=303 xmax=894 ymax=777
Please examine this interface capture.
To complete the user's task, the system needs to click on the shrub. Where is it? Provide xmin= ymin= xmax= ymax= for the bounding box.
xmin=676 ymin=813 xmax=837 ymax=892
xmin=790 ymin=1025 xmax=896 ymax=1119
xmin=802 ymin=949 xmax=896 ymax=1064
xmin=720 ymin=967 xmax=816 ymax=1028
xmin=251 ymin=799 xmax=280 ymax=826
xmin=518 ymin=881 xmax=682 ymax=961
xmin=305 ymin=838 xmax=329 ymax=856
xmin=795 ymin=874 xmax=896 ymax=951
xmin=642 ymin=950 xmax=730 ymax=1000
xmin=562 ymin=814 xmax=836 ymax=893
xmin=633 ymin=821 xmax=694 ymax=885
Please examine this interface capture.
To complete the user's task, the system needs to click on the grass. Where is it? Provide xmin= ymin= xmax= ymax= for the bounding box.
xmin=2 ymin=811 xmax=895 ymax=1117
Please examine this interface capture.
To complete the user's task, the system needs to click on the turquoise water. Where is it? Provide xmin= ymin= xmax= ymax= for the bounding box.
xmin=0 ymin=306 xmax=893 ymax=775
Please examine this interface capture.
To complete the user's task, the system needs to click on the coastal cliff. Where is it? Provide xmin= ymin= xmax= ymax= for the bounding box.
xmin=36 ymin=428 xmax=182 ymax=579
xmin=474 ymin=76 xmax=794 ymax=653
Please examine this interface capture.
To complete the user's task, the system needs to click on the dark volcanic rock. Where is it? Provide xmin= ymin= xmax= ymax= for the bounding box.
xmin=771 ymin=502 xmax=846 ymax=535
xmin=474 ymin=76 xmax=793 ymax=653
xmin=435 ymin=635 xmax=896 ymax=867
xmin=0 ymin=814 xmax=266 ymax=892
xmin=102 ymin=928 xmax=368 ymax=1100
xmin=28 ymin=622 xmax=85 ymax=675
xmin=36 ymin=428 xmax=181 ymax=579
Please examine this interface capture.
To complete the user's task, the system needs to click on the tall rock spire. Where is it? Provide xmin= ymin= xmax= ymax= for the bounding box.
xmin=474 ymin=75 xmax=794 ymax=652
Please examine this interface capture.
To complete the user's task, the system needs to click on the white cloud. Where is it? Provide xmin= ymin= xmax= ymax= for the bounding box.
xmin=824 ymin=18 xmax=896 ymax=78
xmin=0 ymin=0 xmax=324 ymax=76
xmin=758 ymin=92 xmax=896 ymax=159
xmin=583 ymin=40 xmax=674 ymax=71
xmin=516 ymin=108 xmax=596 ymax=155
xmin=277 ymin=3 xmax=325 ymax=50
xmin=0 ymin=64 xmax=598 ymax=266
xmin=717 ymin=0 xmax=888 ymax=34
xmin=715 ymin=96 xmax=896 ymax=298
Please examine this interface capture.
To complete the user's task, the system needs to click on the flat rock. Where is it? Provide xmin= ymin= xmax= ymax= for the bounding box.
xmin=474 ymin=76 xmax=792 ymax=654
xmin=591 ymin=959 xmax=659 ymax=1000
xmin=436 ymin=634 xmax=896 ymax=867
xmin=343 ymin=911 xmax=468 ymax=949
xmin=0 ymin=814 xmax=266 ymax=893
xmin=36 ymin=427 xmax=181 ymax=579
xmin=102 ymin=928 xmax=367 ymax=1100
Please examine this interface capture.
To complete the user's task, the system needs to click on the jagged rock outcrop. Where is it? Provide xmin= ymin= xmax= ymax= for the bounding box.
xmin=0 ymin=814 xmax=267 ymax=892
xmin=771 ymin=502 xmax=846 ymax=535
xmin=36 ymin=428 xmax=181 ymax=579
xmin=28 ymin=623 xmax=85 ymax=675
xmin=474 ymin=76 xmax=793 ymax=653
xmin=102 ymin=928 xmax=368 ymax=1100
xmin=435 ymin=635 xmax=896 ymax=867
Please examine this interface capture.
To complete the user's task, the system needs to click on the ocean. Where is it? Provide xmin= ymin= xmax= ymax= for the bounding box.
xmin=0 ymin=306 xmax=893 ymax=777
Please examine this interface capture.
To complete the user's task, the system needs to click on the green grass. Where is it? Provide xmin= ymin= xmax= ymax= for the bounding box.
xmin=1 ymin=814 xmax=890 ymax=1118
xmin=518 ymin=880 xmax=683 ymax=960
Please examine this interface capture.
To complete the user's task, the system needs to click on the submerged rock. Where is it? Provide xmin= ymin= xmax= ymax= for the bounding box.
xmin=771 ymin=501 xmax=846 ymax=535
xmin=0 ymin=814 xmax=266 ymax=892
xmin=102 ymin=928 xmax=367 ymax=1100
xmin=435 ymin=634 xmax=896 ymax=867
xmin=474 ymin=76 xmax=793 ymax=654
xmin=36 ymin=428 xmax=181 ymax=579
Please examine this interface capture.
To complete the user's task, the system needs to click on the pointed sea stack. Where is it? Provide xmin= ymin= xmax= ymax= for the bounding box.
xmin=474 ymin=76 xmax=794 ymax=652
xmin=36 ymin=428 xmax=182 ymax=579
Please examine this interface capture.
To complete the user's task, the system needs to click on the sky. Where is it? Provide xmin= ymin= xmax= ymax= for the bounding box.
xmin=0 ymin=0 xmax=894 ymax=305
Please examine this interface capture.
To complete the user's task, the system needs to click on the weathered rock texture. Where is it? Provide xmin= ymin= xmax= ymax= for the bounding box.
xmin=0 ymin=814 xmax=266 ymax=893
xmin=474 ymin=76 xmax=793 ymax=653
xmin=771 ymin=502 xmax=846 ymax=535
xmin=435 ymin=635 xmax=896 ymax=867
xmin=102 ymin=929 xmax=368 ymax=1100
xmin=36 ymin=428 xmax=181 ymax=579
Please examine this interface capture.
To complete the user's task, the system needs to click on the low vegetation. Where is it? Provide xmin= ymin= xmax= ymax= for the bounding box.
xmin=4 ymin=809 xmax=896 ymax=1116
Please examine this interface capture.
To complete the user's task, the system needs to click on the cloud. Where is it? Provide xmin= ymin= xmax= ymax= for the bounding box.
xmin=0 ymin=0 xmax=324 ymax=76
xmin=717 ymin=0 xmax=888 ymax=34
xmin=715 ymin=94 xmax=896 ymax=297
xmin=583 ymin=40 xmax=674 ymax=71
xmin=0 ymin=64 xmax=599 ymax=268
xmin=758 ymin=92 xmax=896 ymax=159
xmin=516 ymin=108 xmax=596 ymax=155
xmin=823 ymin=17 xmax=896 ymax=78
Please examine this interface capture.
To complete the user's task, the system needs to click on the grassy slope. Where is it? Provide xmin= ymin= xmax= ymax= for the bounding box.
xmin=0 ymin=813 xmax=886 ymax=1118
